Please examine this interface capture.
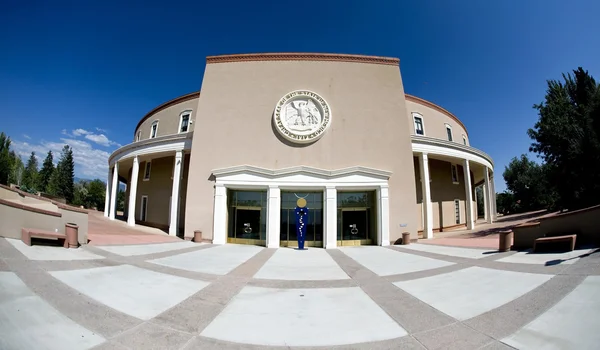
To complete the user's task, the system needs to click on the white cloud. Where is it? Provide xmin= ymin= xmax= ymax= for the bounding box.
xmin=11 ymin=138 xmax=113 ymax=180
xmin=72 ymin=128 xmax=91 ymax=136
xmin=84 ymin=133 xmax=121 ymax=147
xmin=96 ymin=127 xmax=107 ymax=133
xmin=22 ymin=134 xmax=31 ymax=139
xmin=60 ymin=128 xmax=120 ymax=147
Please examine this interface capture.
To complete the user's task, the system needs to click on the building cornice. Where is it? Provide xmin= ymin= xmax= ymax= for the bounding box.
xmin=411 ymin=135 xmax=494 ymax=169
xmin=109 ymin=132 xmax=193 ymax=166
xmin=134 ymin=92 xmax=200 ymax=135
xmin=206 ymin=52 xmax=400 ymax=66
xmin=405 ymin=94 xmax=468 ymax=136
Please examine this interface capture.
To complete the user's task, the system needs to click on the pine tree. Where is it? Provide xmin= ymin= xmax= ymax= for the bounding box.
xmin=50 ymin=145 xmax=75 ymax=202
xmin=0 ymin=132 xmax=12 ymax=185
xmin=22 ymin=152 xmax=39 ymax=191
xmin=38 ymin=151 xmax=55 ymax=192
xmin=60 ymin=145 xmax=75 ymax=203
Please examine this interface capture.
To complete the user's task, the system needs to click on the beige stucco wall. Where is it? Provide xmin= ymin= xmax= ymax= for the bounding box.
xmin=185 ymin=59 xmax=418 ymax=242
xmin=128 ymin=154 xmax=190 ymax=231
xmin=406 ymin=99 xmax=469 ymax=145
xmin=413 ymin=156 xmax=477 ymax=231
xmin=0 ymin=204 xmax=62 ymax=240
xmin=134 ymin=97 xmax=198 ymax=141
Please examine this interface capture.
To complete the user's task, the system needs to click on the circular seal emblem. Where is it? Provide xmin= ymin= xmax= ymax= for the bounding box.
xmin=273 ymin=90 xmax=331 ymax=144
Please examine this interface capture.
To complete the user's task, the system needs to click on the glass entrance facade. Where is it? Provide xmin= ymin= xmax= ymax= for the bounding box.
xmin=280 ymin=191 xmax=323 ymax=247
xmin=337 ymin=191 xmax=376 ymax=246
xmin=227 ymin=190 xmax=267 ymax=245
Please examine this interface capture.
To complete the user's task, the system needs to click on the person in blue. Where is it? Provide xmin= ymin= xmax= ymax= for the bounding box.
xmin=295 ymin=198 xmax=309 ymax=250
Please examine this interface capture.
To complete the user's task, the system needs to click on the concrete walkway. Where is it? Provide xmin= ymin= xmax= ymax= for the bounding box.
xmin=1 ymin=237 xmax=598 ymax=349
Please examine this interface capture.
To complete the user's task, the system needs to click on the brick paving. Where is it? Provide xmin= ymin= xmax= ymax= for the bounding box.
xmin=86 ymin=210 xmax=181 ymax=246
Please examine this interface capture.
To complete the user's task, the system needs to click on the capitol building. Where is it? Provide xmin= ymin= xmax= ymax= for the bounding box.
xmin=104 ymin=52 xmax=497 ymax=248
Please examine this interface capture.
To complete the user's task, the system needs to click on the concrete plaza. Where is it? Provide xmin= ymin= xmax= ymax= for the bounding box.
xmin=1 ymin=218 xmax=599 ymax=349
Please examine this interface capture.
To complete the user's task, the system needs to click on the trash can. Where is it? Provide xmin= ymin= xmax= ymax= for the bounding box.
xmin=65 ymin=223 xmax=79 ymax=248
xmin=402 ymin=232 xmax=411 ymax=245
xmin=193 ymin=230 xmax=202 ymax=243
xmin=498 ymin=230 xmax=513 ymax=252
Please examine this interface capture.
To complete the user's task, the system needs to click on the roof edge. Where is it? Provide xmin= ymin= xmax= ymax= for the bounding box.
xmin=405 ymin=94 xmax=468 ymax=136
xmin=206 ymin=52 xmax=400 ymax=66
xmin=134 ymin=91 xmax=200 ymax=135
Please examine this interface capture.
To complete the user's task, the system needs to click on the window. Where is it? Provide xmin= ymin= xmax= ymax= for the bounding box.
xmin=150 ymin=121 xmax=158 ymax=139
xmin=143 ymin=161 xmax=151 ymax=181
xmin=179 ymin=111 xmax=191 ymax=133
xmin=462 ymin=134 xmax=467 ymax=145
xmin=445 ymin=124 xmax=453 ymax=141
xmin=136 ymin=130 xmax=141 ymax=142
xmin=451 ymin=164 xmax=459 ymax=184
xmin=454 ymin=199 xmax=460 ymax=224
xmin=140 ymin=196 xmax=148 ymax=221
xmin=412 ymin=113 xmax=424 ymax=135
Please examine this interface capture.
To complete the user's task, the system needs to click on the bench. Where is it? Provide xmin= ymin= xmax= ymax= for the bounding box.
xmin=533 ymin=234 xmax=576 ymax=253
xmin=21 ymin=228 xmax=68 ymax=248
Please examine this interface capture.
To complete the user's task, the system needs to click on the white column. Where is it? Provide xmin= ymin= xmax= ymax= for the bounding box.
xmin=491 ymin=174 xmax=497 ymax=220
xmin=212 ymin=184 xmax=227 ymax=244
xmin=418 ymin=153 xmax=434 ymax=239
xmin=482 ymin=184 xmax=488 ymax=221
xmin=104 ymin=168 xmax=111 ymax=217
xmin=324 ymin=186 xmax=337 ymax=249
xmin=127 ymin=156 xmax=139 ymax=226
xmin=462 ymin=160 xmax=474 ymax=230
xmin=169 ymin=150 xmax=183 ymax=236
xmin=266 ymin=185 xmax=281 ymax=248
xmin=377 ymin=185 xmax=390 ymax=246
xmin=484 ymin=167 xmax=493 ymax=224
xmin=109 ymin=162 xmax=119 ymax=220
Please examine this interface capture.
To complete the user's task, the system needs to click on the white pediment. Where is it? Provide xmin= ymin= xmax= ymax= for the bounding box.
xmin=212 ymin=165 xmax=391 ymax=187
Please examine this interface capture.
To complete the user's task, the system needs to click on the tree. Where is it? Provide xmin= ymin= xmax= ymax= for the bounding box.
xmin=475 ymin=187 xmax=485 ymax=217
xmin=38 ymin=151 xmax=55 ymax=193
xmin=117 ymin=189 xmax=125 ymax=212
xmin=0 ymin=132 xmax=11 ymax=185
xmin=22 ymin=152 xmax=39 ymax=192
xmin=502 ymin=154 xmax=554 ymax=212
xmin=86 ymin=179 xmax=106 ymax=210
xmin=48 ymin=145 xmax=75 ymax=202
xmin=528 ymin=67 xmax=600 ymax=210
xmin=496 ymin=192 xmax=517 ymax=215
xmin=8 ymin=153 xmax=24 ymax=186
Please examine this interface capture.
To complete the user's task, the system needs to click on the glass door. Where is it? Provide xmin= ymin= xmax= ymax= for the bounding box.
xmin=338 ymin=208 xmax=372 ymax=246
xmin=337 ymin=191 xmax=376 ymax=246
xmin=227 ymin=190 xmax=267 ymax=246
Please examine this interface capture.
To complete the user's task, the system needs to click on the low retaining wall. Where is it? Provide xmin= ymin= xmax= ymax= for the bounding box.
xmin=513 ymin=204 xmax=600 ymax=249
xmin=0 ymin=185 xmax=89 ymax=244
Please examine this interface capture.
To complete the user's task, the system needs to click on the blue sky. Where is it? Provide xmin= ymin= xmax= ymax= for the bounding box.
xmin=1 ymin=0 xmax=599 ymax=191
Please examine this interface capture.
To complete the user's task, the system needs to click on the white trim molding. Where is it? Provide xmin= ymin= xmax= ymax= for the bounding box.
xmin=412 ymin=112 xmax=425 ymax=136
xmin=212 ymin=165 xmax=391 ymax=187
xmin=150 ymin=120 xmax=159 ymax=139
xmin=444 ymin=123 xmax=453 ymax=142
xmin=178 ymin=110 xmax=192 ymax=134
xmin=411 ymin=135 xmax=494 ymax=170
xmin=108 ymin=132 xmax=193 ymax=167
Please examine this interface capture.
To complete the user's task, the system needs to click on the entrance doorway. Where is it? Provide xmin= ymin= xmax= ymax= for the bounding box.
xmin=227 ymin=190 xmax=267 ymax=246
xmin=337 ymin=191 xmax=376 ymax=246
xmin=280 ymin=191 xmax=323 ymax=247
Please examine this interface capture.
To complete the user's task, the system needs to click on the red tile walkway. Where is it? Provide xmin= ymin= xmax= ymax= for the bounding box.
xmin=417 ymin=210 xmax=555 ymax=249
xmin=87 ymin=210 xmax=182 ymax=246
